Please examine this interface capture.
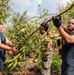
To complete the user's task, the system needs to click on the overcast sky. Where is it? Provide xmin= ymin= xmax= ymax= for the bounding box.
xmin=11 ymin=0 xmax=71 ymax=17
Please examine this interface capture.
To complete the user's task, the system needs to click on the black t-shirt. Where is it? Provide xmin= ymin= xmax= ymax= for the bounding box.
xmin=60 ymin=32 xmax=74 ymax=66
xmin=0 ymin=32 xmax=6 ymax=60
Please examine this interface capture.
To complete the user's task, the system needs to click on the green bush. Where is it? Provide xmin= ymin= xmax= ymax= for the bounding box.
xmin=51 ymin=53 xmax=62 ymax=74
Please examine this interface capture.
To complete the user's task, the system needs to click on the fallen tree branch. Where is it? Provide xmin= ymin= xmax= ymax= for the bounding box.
xmin=45 ymin=3 xmax=74 ymax=24
xmin=23 ymin=3 xmax=74 ymax=43
xmin=23 ymin=27 xmax=41 ymax=43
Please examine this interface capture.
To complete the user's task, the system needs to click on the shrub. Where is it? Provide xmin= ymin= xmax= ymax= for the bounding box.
xmin=51 ymin=53 xmax=62 ymax=74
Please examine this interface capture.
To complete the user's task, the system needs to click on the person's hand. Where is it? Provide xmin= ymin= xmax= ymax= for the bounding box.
xmin=44 ymin=24 xmax=49 ymax=31
xmin=11 ymin=44 xmax=16 ymax=47
xmin=41 ymin=22 xmax=49 ymax=31
xmin=12 ymin=44 xmax=16 ymax=47
xmin=52 ymin=16 xmax=61 ymax=28
xmin=11 ymin=47 xmax=19 ymax=54
xmin=13 ymin=47 xmax=19 ymax=54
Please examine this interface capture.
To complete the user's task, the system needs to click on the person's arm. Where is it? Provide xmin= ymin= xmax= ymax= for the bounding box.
xmin=47 ymin=30 xmax=60 ymax=38
xmin=61 ymin=24 xmax=69 ymax=33
xmin=0 ymin=39 xmax=18 ymax=53
xmin=0 ymin=42 xmax=13 ymax=51
xmin=58 ymin=26 xmax=74 ymax=43
xmin=6 ymin=38 xmax=15 ymax=47
xmin=52 ymin=16 xmax=73 ymax=43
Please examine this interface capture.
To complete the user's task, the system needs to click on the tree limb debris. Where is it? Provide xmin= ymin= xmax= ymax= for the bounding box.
xmin=45 ymin=3 xmax=74 ymax=24
xmin=24 ymin=3 xmax=74 ymax=43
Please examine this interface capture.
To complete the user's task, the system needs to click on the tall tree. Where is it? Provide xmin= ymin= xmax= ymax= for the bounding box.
xmin=0 ymin=0 xmax=12 ymax=23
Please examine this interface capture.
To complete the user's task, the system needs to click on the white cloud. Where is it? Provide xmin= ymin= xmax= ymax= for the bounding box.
xmin=28 ymin=7 xmax=38 ymax=17
xmin=40 ymin=0 xmax=71 ymax=14
xmin=26 ymin=0 xmax=41 ymax=17
xmin=11 ymin=0 xmax=42 ymax=17
xmin=61 ymin=0 xmax=71 ymax=5
xmin=12 ymin=0 xmax=31 ymax=8
xmin=11 ymin=0 xmax=31 ymax=13
xmin=36 ymin=0 xmax=42 ymax=4
xmin=11 ymin=0 xmax=71 ymax=17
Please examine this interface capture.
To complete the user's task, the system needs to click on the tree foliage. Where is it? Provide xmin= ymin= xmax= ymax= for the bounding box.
xmin=0 ymin=0 xmax=74 ymax=74
xmin=0 ymin=0 xmax=12 ymax=23
xmin=60 ymin=0 xmax=74 ymax=23
xmin=5 ymin=9 xmax=53 ymax=73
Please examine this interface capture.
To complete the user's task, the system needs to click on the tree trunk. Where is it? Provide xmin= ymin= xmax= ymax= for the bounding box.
xmin=41 ymin=42 xmax=53 ymax=75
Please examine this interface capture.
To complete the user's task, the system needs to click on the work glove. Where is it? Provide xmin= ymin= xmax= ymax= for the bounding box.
xmin=52 ymin=16 xmax=61 ymax=28
xmin=44 ymin=24 xmax=49 ymax=31
xmin=41 ymin=22 xmax=49 ymax=31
